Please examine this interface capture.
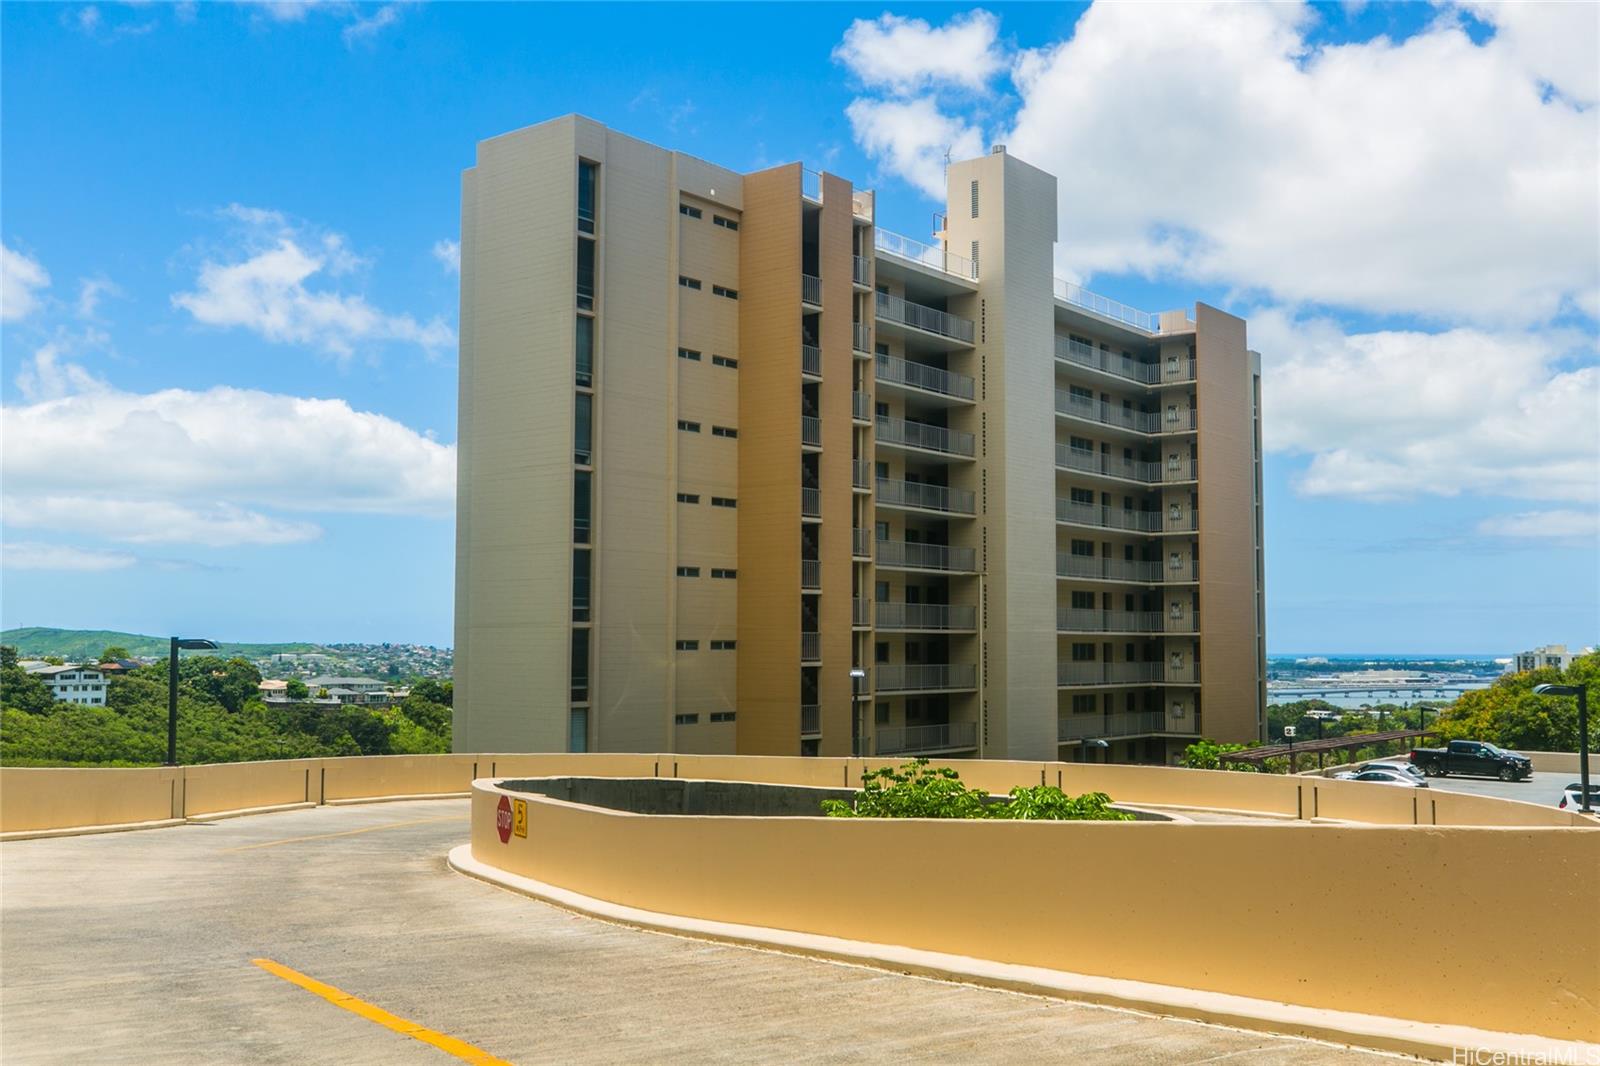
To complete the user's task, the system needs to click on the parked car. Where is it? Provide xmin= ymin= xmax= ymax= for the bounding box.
xmin=1352 ymin=760 xmax=1428 ymax=783
xmin=1556 ymin=782 xmax=1600 ymax=812
xmin=1409 ymin=740 xmax=1532 ymax=781
xmin=1334 ymin=768 xmax=1429 ymax=788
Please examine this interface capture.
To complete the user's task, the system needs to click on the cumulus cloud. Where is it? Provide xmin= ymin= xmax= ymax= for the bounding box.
xmin=2 ymin=244 xmax=50 ymax=322
xmin=342 ymin=2 xmax=403 ymax=45
xmin=431 ymin=239 xmax=460 ymax=274
xmin=834 ymin=10 xmax=1007 ymax=95
xmin=1253 ymin=310 xmax=1600 ymax=503
xmin=2 ymin=541 xmax=136 ymax=572
xmin=4 ymin=497 xmax=320 ymax=547
xmin=172 ymin=205 xmax=454 ymax=358
xmin=845 ymin=97 xmax=985 ymax=200
xmin=14 ymin=341 xmax=111 ymax=402
xmin=75 ymin=276 xmax=122 ymax=319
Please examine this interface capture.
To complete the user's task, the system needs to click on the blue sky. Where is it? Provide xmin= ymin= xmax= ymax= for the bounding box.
xmin=2 ymin=1 xmax=1596 ymax=654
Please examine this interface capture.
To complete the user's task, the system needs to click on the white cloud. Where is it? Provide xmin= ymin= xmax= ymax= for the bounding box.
xmin=4 ymin=497 xmax=320 ymax=547
xmin=2 ymin=244 xmax=50 ymax=322
xmin=834 ymin=10 xmax=1006 ymax=95
xmin=843 ymin=2 xmax=1599 ymax=327
xmin=172 ymin=205 xmax=453 ymax=357
xmin=1476 ymin=510 xmax=1600 ymax=541
xmin=14 ymin=341 xmax=111 ymax=402
xmin=76 ymin=5 xmax=101 ymax=33
xmin=1253 ymin=310 xmax=1600 ymax=503
xmin=845 ymin=97 xmax=985 ymax=200
xmin=2 ymin=541 xmax=135 ymax=572
xmin=75 ymin=276 xmax=122 ymax=319
xmin=431 ymin=239 xmax=460 ymax=274
xmin=342 ymin=2 xmax=403 ymax=45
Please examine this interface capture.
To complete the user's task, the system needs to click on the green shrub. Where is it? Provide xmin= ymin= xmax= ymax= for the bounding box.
xmin=821 ymin=759 xmax=1133 ymax=821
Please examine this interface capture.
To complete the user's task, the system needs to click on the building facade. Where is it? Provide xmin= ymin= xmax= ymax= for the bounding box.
xmin=454 ymin=115 xmax=1266 ymax=763
xmin=1510 ymin=645 xmax=1578 ymax=673
xmin=26 ymin=664 xmax=110 ymax=706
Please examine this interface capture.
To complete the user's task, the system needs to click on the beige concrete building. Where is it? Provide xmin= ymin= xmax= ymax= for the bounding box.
xmin=453 ymin=115 xmax=1266 ymax=763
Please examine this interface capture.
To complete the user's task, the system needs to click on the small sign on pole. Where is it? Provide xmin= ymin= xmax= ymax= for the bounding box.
xmin=513 ymin=799 xmax=528 ymax=839
xmin=496 ymin=794 xmax=513 ymax=844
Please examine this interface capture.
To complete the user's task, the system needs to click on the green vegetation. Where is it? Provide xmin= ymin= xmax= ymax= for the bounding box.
xmin=1179 ymin=738 xmax=1260 ymax=772
xmin=0 ymin=645 xmax=453 ymax=766
xmin=0 ymin=627 xmax=323 ymax=662
xmin=820 ymin=759 xmax=1133 ymax=821
xmin=1432 ymin=651 xmax=1597 ymax=752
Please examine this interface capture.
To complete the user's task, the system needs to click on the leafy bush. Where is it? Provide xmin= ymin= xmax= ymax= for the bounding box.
xmin=821 ymin=759 xmax=1132 ymax=821
xmin=1180 ymin=738 xmax=1259 ymax=771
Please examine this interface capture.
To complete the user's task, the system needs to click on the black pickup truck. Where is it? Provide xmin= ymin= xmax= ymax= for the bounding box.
xmin=1409 ymin=740 xmax=1532 ymax=781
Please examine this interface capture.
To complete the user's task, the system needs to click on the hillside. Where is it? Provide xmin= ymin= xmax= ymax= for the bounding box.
xmin=1 ymin=628 xmax=324 ymax=661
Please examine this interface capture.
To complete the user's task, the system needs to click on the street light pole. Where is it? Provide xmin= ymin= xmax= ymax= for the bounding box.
xmin=167 ymin=637 xmax=219 ymax=766
xmin=849 ymin=668 xmax=867 ymax=758
xmin=1534 ymin=683 xmax=1591 ymax=814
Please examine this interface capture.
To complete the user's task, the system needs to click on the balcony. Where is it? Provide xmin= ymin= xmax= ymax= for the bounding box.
xmin=1057 ymin=608 xmax=1164 ymax=634
xmin=1056 ymin=499 xmax=1164 ymax=534
xmin=1055 ymin=443 xmax=1197 ymax=485
xmin=853 ymin=256 xmax=870 ymax=286
xmin=853 ymin=323 xmax=872 ymax=355
xmin=876 ymin=540 xmax=977 ymax=574
xmin=852 ymin=527 xmax=872 ymax=558
xmin=875 ymin=416 xmax=975 ymax=459
xmin=875 ymin=291 xmax=975 ymax=344
xmin=1057 ymin=554 xmax=1163 ymax=584
xmin=874 ymin=353 xmax=975 ymax=402
xmin=875 ymin=720 xmax=978 ymax=755
xmin=1163 ymin=358 xmax=1197 ymax=384
xmin=874 ymin=229 xmax=977 ymax=281
xmin=802 ymin=415 xmax=822 ymax=448
xmin=1055 ymin=390 xmax=1162 ymax=435
xmin=1057 ymin=711 xmax=1180 ymax=742
xmin=1159 ymin=408 xmax=1198 ymax=433
xmin=802 ymin=274 xmax=822 ymax=307
xmin=802 ymin=559 xmax=821 ymax=590
xmin=1163 ymin=510 xmax=1199 ymax=533
xmin=875 ymin=478 xmax=976 ymax=516
xmin=801 ymin=704 xmax=821 ymax=736
xmin=876 ymin=663 xmax=977 ymax=693
xmin=802 ymin=345 xmax=821 ymax=377
xmin=1057 ymin=661 xmax=1165 ymax=687
xmin=853 ymin=599 xmax=871 ymax=627
xmin=1053 ymin=279 xmax=1169 ymax=334
xmin=801 ymin=487 xmax=821 ymax=518
xmin=1054 ymin=335 xmax=1159 ymax=385
xmin=875 ymin=602 xmax=977 ymax=632
xmin=801 ymin=632 xmax=821 ymax=663
xmin=852 ymin=460 xmax=872 ymax=490
xmin=853 ymin=392 xmax=871 ymax=423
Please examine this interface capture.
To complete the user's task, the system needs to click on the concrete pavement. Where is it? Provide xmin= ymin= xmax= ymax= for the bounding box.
xmin=1 ymin=799 xmax=1402 ymax=1064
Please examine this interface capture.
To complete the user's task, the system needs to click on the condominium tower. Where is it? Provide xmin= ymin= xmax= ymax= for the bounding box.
xmin=453 ymin=115 xmax=1266 ymax=763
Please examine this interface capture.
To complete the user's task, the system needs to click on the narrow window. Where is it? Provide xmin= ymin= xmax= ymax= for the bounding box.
xmin=712 ymin=355 xmax=738 ymax=368
xmin=573 ymin=470 xmax=591 ymax=544
xmin=713 ymin=215 xmax=738 ymax=230
xmin=678 ymin=275 xmax=701 ymax=290
xmin=677 ymin=420 xmax=700 ymax=433
xmin=568 ymin=707 xmax=588 ymax=752
xmin=679 ymin=203 xmax=702 ymax=219
xmin=674 ymin=713 xmax=700 ymax=725
xmin=676 ymin=566 xmax=700 ymax=577
xmin=970 ymin=240 xmax=979 ymax=276
xmin=570 ymin=629 xmax=590 ymax=702
xmin=575 ymin=315 xmax=595 ymax=387
xmin=711 ymin=496 xmax=736 ymax=508
xmin=576 ymin=238 xmax=596 ymax=310
xmin=678 ymin=347 xmax=701 ymax=361
xmin=969 ymin=179 xmax=979 ymax=218
xmin=710 ymin=711 xmax=736 ymax=722
xmin=577 ymin=161 xmax=597 ymax=234
xmin=711 ymin=568 xmax=737 ymax=579
xmin=676 ymin=492 xmax=700 ymax=504
xmin=712 ymin=425 xmax=737 ymax=438
xmin=574 ymin=393 xmax=593 ymax=465
xmin=675 ymin=640 xmax=699 ymax=651
xmin=572 ymin=549 xmax=591 ymax=622
xmin=712 ymin=284 xmax=739 ymax=300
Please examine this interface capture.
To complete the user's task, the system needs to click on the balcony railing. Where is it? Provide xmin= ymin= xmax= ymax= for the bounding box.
xmin=1055 ymin=391 xmax=1162 ymax=434
xmin=877 ymin=540 xmax=977 ymax=573
xmin=853 ymin=323 xmax=872 ymax=354
xmin=852 ymin=459 xmax=872 ymax=490
xmin=875 ymin=291 xmax=975 ymax=344
xmin=853 ymin=598 xmax=871 ymax=626
xmin=875 ymin=478 xmax=976 ymax=516
xmin=853 ymin=392 xmax=871 ymax=422
xmin=875 ymin=416 xmax=975 ymax=458
xmin=802 ymin=274 xmax=822 ymax=306
xmin=1057 ymin=661 xmax=1165 ymax=687
xmin=1163 ymin=358 xmax=1197 ymax=383
xmin=801 ymin=487 xmax=821 ymax=517
xmin=1056 ymin=499 xmax=1164 ymax=533
xmin=1057 ymin=554 xmax=1164 ymax=583
xmin=801 ymin=632 xmax=821 ymax=662
xmin=852 ymin=527 xmax=872 ymax=558
xmin=1053 ymin=278 xmax=1163 ymax=333
xmin=802 ymin=559 xmax=821 ymax=590
xmin=874 ymin=229 xmax=977 ymax=281
xmin=802 ymin=345 xmax=821 ymax=377
xmin=1160 ymin=408 xmax=1198 ymax=432
xmin=874 ymin=353 xmax=975 ymax=401
xmin=1164 ymin=510 xmax=1199 ymax=532
xmin=801 ymin=703 xmax=821 ymax=735
xmin=802 ymin=415 xmax=821 ymax=448
xmin=801 ymin=168 xmax=822 ymax=202
xmin=853 ymin=256 xmax=870 ymax=286
xmin=1057 ymin=608 xmax=1164 ymax=633
xmin=1058 ymin=711 xmax=1181 ymax=742
xmin=1054 ymin=335 xmax=1160 ymax=384
xmin=876 ymin=663 xmax=977 ymax=692
xmin=875 ymin=602 xmax=977 ymax=632
xmin=1055 ymin=444 xmax=1197 ymax=484
xmin=875 ymin=720 xmax=978 ymax=755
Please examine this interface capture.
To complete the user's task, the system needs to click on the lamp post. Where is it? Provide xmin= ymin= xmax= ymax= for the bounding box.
xmin=1307 ymin=710 xmax=1333 ymax=769
xmin=849 ymin=668 xmax=867 ymax=757
xmin=1534 ymin=683 xmax=1591 ymax=814
xmin=168 ymin=637 xmax=219 ymax=766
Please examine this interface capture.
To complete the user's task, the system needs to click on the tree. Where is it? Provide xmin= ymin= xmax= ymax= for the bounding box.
xmin=1 ymin=645 xmax=18 ymax=669
xmin=284 ymin=678 xmax=309 ymax=700
xmin=820 ymin=759 xmax=1133 ymax=820
xmin=1180 ymin=738 xmax=1259 ymax=772
xmin=0 ymin=659 xmax=56 ymax=715
xmin=1432 ymin=653 xmax=1598 ymax=753
xmin=99 ymin=645 xmax=132 ymax=663
xmin=409 ymin=678 xmax=453 ymax=706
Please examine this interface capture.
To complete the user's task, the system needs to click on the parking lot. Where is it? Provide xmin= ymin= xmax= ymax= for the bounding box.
xmin=1390 ymin=768 xmax=1577 ymax=809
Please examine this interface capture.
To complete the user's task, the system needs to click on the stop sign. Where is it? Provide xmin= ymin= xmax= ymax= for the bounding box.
xmin=496 ymin=794 xmax=513 ymax=844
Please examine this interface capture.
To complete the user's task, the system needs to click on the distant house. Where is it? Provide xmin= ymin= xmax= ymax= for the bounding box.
xmin=258 ymin=679 xmax=290 ymax=698
xmin=292 ymin=676 xmax=407 ymax=707
xmin=25 ymin=664 xmax=110 ymax=707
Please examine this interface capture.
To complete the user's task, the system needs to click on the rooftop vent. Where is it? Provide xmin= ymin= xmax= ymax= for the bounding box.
xmin=991 ymin=144 xmax=1006 ymax=154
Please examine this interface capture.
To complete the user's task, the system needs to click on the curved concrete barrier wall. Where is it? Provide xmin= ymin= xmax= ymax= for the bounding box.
xmin=469 ymin=779 xmax=1599 ymax=1044
xmin=4 ymin=752 xmax=1593 ymax=835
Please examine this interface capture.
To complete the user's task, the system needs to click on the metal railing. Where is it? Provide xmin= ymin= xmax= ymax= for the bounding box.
xmin=1163 ymin=612 xmax=1199 ymax=633
xmin=1058 ymin=711 xmax=1172 ymax=741
xmin=1056 ymin=554 xmax=1164 ymax=583
xmin=853 ymin=323 xmax=872 ymax=353
xmin=802 ymin=274 xmax=822 ymax=306
xmin=853 ymin=599 xmax=871 ymax=626
xmin=852 ymin=527 xmax=872 ymax=558
xmin=1057 ymin=608 xmax=1165 ymax=633
xmin=876 ymin=663 xmax=977 ymax=692
xmin=875 ymin=478 xmax=976 ymax=515
xmin=1055 ymin=390 xmax=1162 ymax=434
xmin=801 ymin=559 xmax=821 ymax=590
xmin=802 ymin=345 xmax=821 ymax=377
xmin=1165 ymin=510 xmax=1198 ymax=532
xmin=1160 ymin=408 xmax=1198 ymax=432
xmin=801 ymin=487 xmax=821 ymax=517
xmin=874 ymin=229 xmax=977 ymax=281
xmin=1054 ymin=335 xmax=1160 ymax=384
xmin=875 ymin=291 xmax=975 ymax=344
xmin=801 ymin=632 xmax=821 ymax=662
xmin=801 ymin=703 xmax=821 ymax=735
xmin=1054 ymin=444 xmax=1197 ymax=484
xmin=875 ymin=353 xmax=975 ymax=401
xmin=1053 ymin=278 xmax=1162 ymax=333
xmin=1057 ymin=661 xmax=1165 ymax=687
xmin=877 ymin=540 xmax=977 ymax=573
xmin=853 ymin=392 xmax=871 ymax=422
xmin=802 ymin=415 xmax=821 ymax=447
xmin=801 ymin=168 xmax=822 ymax=202
xmin=875 ymin=720 xmax=978 ymax=755
xmin=875 ymin=602 xmax=977 ymax=632
xmin=1056 ymin=499 xmax=1164 ymax=533
xmin=852 ymin=460 xmax=872 ymax=490
xmin=853 ymin=256 xmax=870 ymax=286
xmin=875 ymin=416 xmax=974 ymax=458
xmin=1163 ymin=358 xmax=1197 ymax=383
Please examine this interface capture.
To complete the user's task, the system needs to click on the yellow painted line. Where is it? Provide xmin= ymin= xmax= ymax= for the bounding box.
xmin=221 ymin=815 xmax=467 ymax=853
xmin=252 ymin=958 xmax=513 ymax=1065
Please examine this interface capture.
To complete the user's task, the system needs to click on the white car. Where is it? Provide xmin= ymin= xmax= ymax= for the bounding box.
xmin=1333 ymin=767 xmax=1429 ymax=788
xmin=1556 ymin=782 xmax=1600 ymax=812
